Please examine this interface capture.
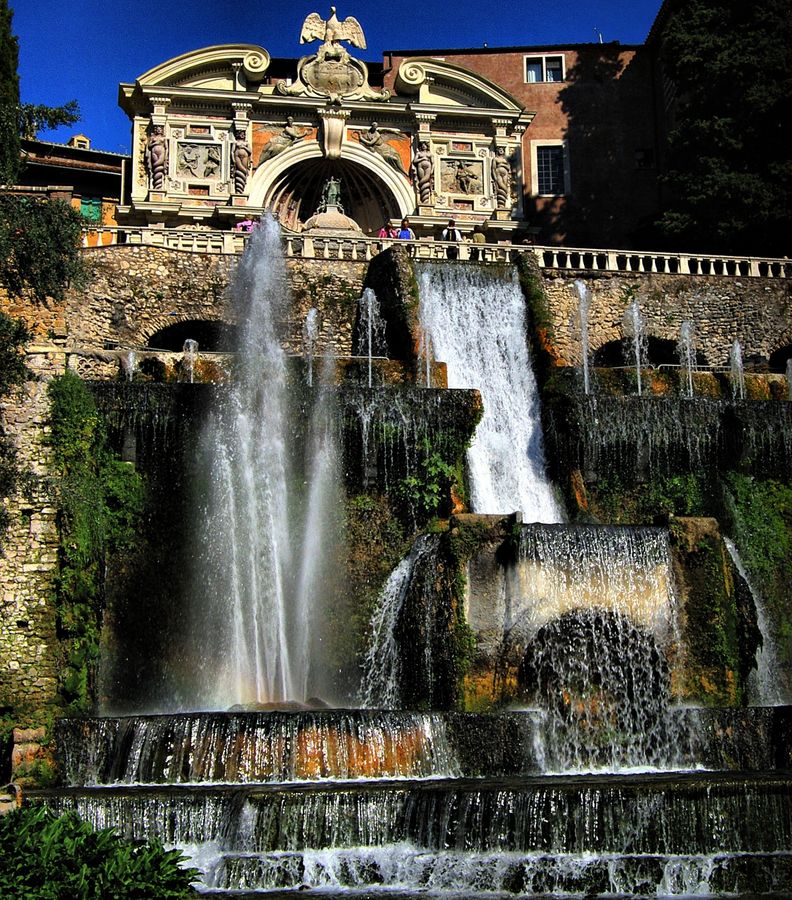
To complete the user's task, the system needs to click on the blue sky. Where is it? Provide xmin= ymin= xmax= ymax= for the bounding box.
xmin=12 ymin=0 xmax=663 ymax=154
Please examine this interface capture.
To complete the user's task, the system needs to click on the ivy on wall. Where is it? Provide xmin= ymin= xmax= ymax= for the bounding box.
xmin=47 ymin=371 xmax=144 ymax=712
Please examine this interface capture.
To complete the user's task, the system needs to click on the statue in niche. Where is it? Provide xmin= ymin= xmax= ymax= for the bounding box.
xmin=233 ymin=130 xmax=252 ymax=193
xmin=300 ymin=6 xmax=366 ymax=63
xmin=145 ymin=124 xmax=168 ymax=190
xmin=258 ymin=117 xmax=310 ymax=165
xmin=321 ymin=176 xmax=343 ymax=210
xmin=454 ymin=160 xmax=480 ymax=194
xmin=359 ymin=122 xmax=407 ymax=175
xmin=411 ymin=141 xmax=434 ymax=204
xmin=491 ymin=146 xmax=513 ymax=208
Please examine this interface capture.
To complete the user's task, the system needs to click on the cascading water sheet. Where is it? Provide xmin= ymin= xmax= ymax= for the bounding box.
xmin=418 ymin=263 xmax=562 ymax=522
xmin=188 ymin=216 xmax=341 ymax=709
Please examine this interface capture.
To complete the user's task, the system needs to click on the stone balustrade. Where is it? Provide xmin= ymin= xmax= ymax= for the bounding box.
xmin=81 ymin=226 xmax=792 ymax=278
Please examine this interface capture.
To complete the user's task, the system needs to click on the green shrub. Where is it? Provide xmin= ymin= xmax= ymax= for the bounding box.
xmin=0 ymin=806 xmax=197 ymax=898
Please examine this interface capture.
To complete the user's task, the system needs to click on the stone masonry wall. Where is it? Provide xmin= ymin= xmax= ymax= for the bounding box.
xmin=0 ymin=383 xmax=60 ymax=714
xmin=540 ymin=271 xmax=792 ymax=368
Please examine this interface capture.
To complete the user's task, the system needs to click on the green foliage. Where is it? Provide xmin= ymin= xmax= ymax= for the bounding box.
xmin=0 ymin=806 xmax=198 ymax=898
xmin=588 ymin=472 xmax=707 ymax=525
xmin=658 ymin=0 xmax=792 ymax=254
xmin=0 ymin=1 xmax=79 ymax=184
xmin=0 ymin=0 xmax=19 ymax=185
xmin=48 ymin=372 xmax=144 ymax=711
xmin=0 ymin=195 xmax=85 ymax=300
xmin=397 ymin=444 xmax=457 ymax=520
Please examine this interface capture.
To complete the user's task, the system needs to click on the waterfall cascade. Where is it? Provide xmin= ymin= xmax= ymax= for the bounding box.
xmin=418 ymin=263 xmax=562 ymax=521
xmin=36 ymin=244 xmax=792 ymax=896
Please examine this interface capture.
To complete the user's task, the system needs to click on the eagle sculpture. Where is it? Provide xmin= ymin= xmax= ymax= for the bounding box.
xmin=300 ymin=7 xmax=367 ymax=50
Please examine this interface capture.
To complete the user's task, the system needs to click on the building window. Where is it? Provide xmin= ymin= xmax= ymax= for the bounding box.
xmin=80 ymin=196 xmax=102 ymax=222
xmin=524 ymin=54 xmax=565 ymax=83
xmin=536 ymin=146 xmax=565 ymax=195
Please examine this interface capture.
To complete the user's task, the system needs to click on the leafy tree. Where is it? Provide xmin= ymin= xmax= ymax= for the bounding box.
xmin=658 ymin=0 xmax=792 ymax=255
xmin=0 ymin=806 xmax=198 ymax=898
xmin=0 ymin=0 xmax=20 ymax=184
xmin=0 ymin=0 xmax=78 ymax=184
xmin=0 ymin=194 xmax=84 ymax=300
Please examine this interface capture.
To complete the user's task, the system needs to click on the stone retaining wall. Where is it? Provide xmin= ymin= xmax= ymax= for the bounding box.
xmin=0 ymin=383 xmax=61 ymax=714
xmin=541 ymin=271 xmax=792 ymax=368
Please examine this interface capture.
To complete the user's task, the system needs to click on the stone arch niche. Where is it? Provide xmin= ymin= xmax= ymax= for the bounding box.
xmin=248 ymin=141 xmax=413 ymax=233
xmin=146 ymin=319 xmax=238 ymax=352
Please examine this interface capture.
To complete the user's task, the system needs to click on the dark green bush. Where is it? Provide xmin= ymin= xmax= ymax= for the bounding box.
xmin=0 ymin=805 xmax=198 ymax=898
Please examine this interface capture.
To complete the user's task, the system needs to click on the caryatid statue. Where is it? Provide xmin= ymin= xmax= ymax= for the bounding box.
xmin=491 ymin=146 xmax=513 ymax=208
xmin=233 ymin=130 xmax=252 ymax=194
xmin=145 ymin=124 xmax=168 ymax=191
xmin=411 ymin=141 xmax=434 ymax=204
xmin=299 ymin=6 xmax=366 ymax=62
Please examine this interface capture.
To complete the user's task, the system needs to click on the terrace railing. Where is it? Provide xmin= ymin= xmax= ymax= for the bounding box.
xmin=81 ymin=226 xmax=792 ymax=278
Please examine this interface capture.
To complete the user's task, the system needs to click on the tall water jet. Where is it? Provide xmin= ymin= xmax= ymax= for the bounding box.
xmin=121 ymin=350 xmax=136 ymax=382
xmin=187 ymin=216 xmax=341 ymax=709
xmin=677 ymin=321 xmax=697 ymax=398
xmin=303 ymin=307 xmax=319 ymax=387
xmin=418 ymin=264 xmax=562 ymax=521
xmin=730 ymin=339 xmax=746 ymax=400
xmin=574 ymin=279 xmax=591 ymax=396
xmin=182 ymin=338 xmax=198 ymax=384
xmin=623 ymin=300 xmax=646 ymax=396
xmin=787 ymin=358 xmax=792 ymax=401
xmin=355 ymin=287 xmax=386 ymax=388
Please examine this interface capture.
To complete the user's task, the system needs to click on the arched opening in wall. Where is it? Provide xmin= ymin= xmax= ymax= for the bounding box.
xmin=769 ymin=344 xmax=792 ymax=374
xmin=267 ymin=157 xmax=401 ymax=234
xmin=146 ymin=319 xmax=238 ymax=352
xmin=593 ymin=337 xmax=702 ymax=367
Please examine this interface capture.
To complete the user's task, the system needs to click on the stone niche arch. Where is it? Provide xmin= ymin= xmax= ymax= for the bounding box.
xmin=146 ymin=318 xmax=238 ymax=353
xmin=248 ymin=141 xmax=415 ymax=233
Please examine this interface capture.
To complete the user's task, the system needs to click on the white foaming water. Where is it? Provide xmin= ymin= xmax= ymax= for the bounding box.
xmin=724 ymin=537 xmax=787 ymax=705
xmin=362 ymin=535 xmax=439 ymax=708
xmin=418 ymin=264 xmax=562 ymax=521
xmin=677 ymin=321 xmax=696 ymax=398
xmin=189 ymin=216 xmax=340 ymax=708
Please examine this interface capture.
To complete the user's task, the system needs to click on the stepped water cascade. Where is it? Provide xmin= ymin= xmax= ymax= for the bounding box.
xmin=184 ymin=217 xmax=342 ymax=709
xmin=33 ymin=240 xmax=792 ymax=897
xmin=418 ymin=263 xmax=562 ymax=521
xmin=677 ymin=321 xmax=697 ymax=398
xmin=574 ymin=279 xmax=592 ymax=395
xmin=623 ymin=300 xmax=647 ymax=396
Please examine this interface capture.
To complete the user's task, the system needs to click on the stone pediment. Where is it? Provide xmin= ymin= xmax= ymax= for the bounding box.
xmin=132 ymin=44 xmax=270 ymax=91
xmin=396 ymin=58 xmax=524 ymax=114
